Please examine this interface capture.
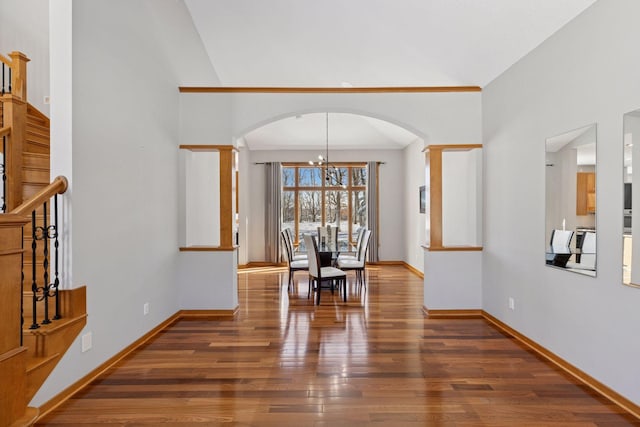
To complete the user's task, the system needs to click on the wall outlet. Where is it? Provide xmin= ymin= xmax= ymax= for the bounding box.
xmin=508 ymin=297 xmax=515 ymax=311
xmin=143 ymin=302 xmax=150 ymax=316
xmin=81 ymin=332 xmax=92 ymax=353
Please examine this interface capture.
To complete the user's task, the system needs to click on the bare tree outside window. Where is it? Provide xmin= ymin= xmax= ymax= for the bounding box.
xmin=282 ymin=164 xmax=367 ymax=250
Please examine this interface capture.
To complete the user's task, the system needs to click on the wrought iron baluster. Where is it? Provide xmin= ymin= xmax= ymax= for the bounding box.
xmin=20 ymin=226 xmax=24 ymax=346
xmin=8 ymin=67 xmax=11 ymax=93
xmin=29 ymin=210 xmax=39 ymax=330
xmin=52 ymin=195 xmax=61 ymax=320
xmin=41 ymin=201 xmax=51 ymax=324
xmin=2 ymin=63 xmax=5 ymax=95
xmin=1 ymin=135 xmax=6 ymax=213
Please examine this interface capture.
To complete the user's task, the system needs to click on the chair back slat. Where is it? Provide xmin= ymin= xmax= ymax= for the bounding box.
xmin=284 ymin=228 xmax=295 ymax=249
xmin=358 ymin=230 xmax=372 ymax=261
xmin=317 ymin=225 xmax=338 ymax=251
xmin=579 ymin=231 xmax=596 ymax=269
xmin=353 ymin=227 xmax=365 ymax=254
xmin=304 ymin=234 xmax=320 ymax=277
xmin=281 ymin=230 xmax=293 ymax=262
xmin=550 ymin=229 xmax=573 ymax=252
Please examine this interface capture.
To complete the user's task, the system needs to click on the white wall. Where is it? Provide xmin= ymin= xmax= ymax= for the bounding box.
xmin=237 ymin=144 xmax=251 ymax=265
xmin=483 ymin=0 xmax=640 ymax=405
xmin=184 ymin=151 xmax=220 ymax=246
xmin=38 ymin=0 xmax=220 ymax=406
xmin=403 ymin=138 xmax=426 ymax=272
xmin=441 ymin=149 xmax=482 ymax=246
xmin=179 ymin=91 xmax=482 ymax=265
xmin=178 ymin=251 xmax=238 ymax=310
xmin=0 ymin=0 xmax=50 ymax=115
xmin=424 ymin=251 xmax=482 ymax=309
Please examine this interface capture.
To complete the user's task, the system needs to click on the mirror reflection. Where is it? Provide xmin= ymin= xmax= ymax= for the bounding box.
xmin=623 ymin=109 xmax=640 ymax=287
xmin=545 ymin=124 xmax=597 ymax=276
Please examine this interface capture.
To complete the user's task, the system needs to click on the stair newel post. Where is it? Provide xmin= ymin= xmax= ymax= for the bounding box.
xmin=41 ymin=201 xmax=51 ymax=325
xmin=29 ymin=210 xmax=39 ymax=330
xmin=2 ymin=95 xmax=25 ymax=211
xmin=8 ymin=51 xmax=28 ymax=101
xmin=0 ymin=51 xmax=29 ymax=211
xmin=52 ymin=194 xmax=61 ymax=320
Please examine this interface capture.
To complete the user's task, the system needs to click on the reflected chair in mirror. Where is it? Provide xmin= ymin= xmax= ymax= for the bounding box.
xmin=304 ymin=234 xmax=347 ymax=305
xmin=565 ymin=231 xmax=596 ymax=273
xmin=281 ymin=230 xmax=308 ymax=290
xmin=338 ymin=227 xmax=366 ymax=262
xmin=317 ymin=224 xmax=338 ymax=252
xmin=283 ymin=228 xmax=306 ymax=261
xmin=337 ymin=229 xmax=371 ymax=289
xmin=546 ymin=229 xmax=574 ymax=267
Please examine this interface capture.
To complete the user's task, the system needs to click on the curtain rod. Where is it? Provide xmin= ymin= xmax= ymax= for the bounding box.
xmin=253 ymin=161 xmax=386 ymax=165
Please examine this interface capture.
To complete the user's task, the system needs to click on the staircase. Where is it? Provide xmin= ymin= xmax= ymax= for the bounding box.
xmin=23 ymin=105 xmax=50 ymax=201
xmin=0 ymin=51 xmax=86 ymax=427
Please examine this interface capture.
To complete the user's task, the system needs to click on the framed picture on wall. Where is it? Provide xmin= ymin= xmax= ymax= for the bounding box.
xmin=419 ymin=186 xmax=426 ymax=213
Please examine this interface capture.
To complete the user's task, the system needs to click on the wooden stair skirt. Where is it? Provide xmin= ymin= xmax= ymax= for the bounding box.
xmin=0 ymin=287 xmax=87 ymax=426
xmin=23 ymin=287 xmax=87 ymax=402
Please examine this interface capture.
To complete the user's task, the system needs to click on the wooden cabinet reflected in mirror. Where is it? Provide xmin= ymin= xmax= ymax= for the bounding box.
xmin=545 ymin=124 xmax=597 ymax=276
xmin=623 ymin=109 xmax=640 ymax=287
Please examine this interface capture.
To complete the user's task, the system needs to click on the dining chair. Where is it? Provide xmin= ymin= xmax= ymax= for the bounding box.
xmin=550 ymin=229 xmax=574 ymax=252
xmin=304 ymin=234 xmax=347 ymax=305
xmin=337 ymin=229 xmax=371 ymax=288
xmin=546 ymin=229 xmax=575 ymax=267
xmin=317 ymin=224 xmax=338 ymax=252
xmin=283 ymin=228 xmax=306 ymax=261
xmin=338 ymin=227 xmax=366 ymax=262
xmin=565 ymin=231 xmax=596 ymax=271
xmin=281 ymin=230 xmax=308 ymax=290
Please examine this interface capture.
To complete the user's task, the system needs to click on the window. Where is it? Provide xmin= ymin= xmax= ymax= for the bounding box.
xmin=282 ymin=163 xmax=367 ymax=251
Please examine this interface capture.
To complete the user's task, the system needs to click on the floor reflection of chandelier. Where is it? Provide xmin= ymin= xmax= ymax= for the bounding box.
xmin=308 ymin=112 xmax=346 ymax=189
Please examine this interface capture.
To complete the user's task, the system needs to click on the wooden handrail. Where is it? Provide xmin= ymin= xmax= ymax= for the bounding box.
xmin=11 ymin=176 xmax=68 ymax=216
xmin=0 ymin=53 xmax=11 ymax=67
xmin=0 ymin=126 xmax=10 ymax=138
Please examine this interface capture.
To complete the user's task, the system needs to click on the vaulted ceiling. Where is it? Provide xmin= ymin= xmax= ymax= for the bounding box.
xmin=183 ymin=0 xmax=597 ymax=149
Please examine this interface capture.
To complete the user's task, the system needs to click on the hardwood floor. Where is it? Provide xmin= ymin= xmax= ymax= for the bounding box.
xmin=38 ymin=265 xmax=639 ymax=426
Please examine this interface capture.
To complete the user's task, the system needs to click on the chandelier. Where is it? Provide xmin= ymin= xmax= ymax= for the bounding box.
xmin=308 ymin=112 xmax=347 ymax=189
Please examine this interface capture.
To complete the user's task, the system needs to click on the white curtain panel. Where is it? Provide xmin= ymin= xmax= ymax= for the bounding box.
xmin=367 ymin=161 xmax=379 ymax=263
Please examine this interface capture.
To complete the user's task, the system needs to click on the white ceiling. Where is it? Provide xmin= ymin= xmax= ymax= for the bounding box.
xmin=184 ymin=0 xmax=597 ymax=150
xmin=242 ymin=113 xmax=419 ymax=151
xmin=546 ymin=124 xmax=596 ymax=166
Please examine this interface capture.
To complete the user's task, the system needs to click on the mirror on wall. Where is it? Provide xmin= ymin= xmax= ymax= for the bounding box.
xmin=545 ymin=124 xmax=597 ymax=276
xmin=623 ymin=109 xmax=640 ymax=287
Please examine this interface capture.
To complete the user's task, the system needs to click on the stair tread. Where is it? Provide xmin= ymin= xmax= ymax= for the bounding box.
xmin=26 ymin=130 xmax=49 ymax=139
xmin=26 ymin=121 xmax=49 ymax=133
xmin=25 ymin=352 xmax=60 ymax=373
xmin=23 ymin=313 xmax=87 ymax=336
xmin=23 ymin=152 xmax=49 ymax=158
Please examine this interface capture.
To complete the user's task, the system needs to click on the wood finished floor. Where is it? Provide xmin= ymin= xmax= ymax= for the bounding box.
xmin=38 ymin=265 xmax=639 ymax=426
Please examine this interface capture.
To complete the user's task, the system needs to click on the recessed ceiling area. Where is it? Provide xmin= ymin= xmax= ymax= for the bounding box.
xmin=242 ymin=113 xmax=420 ymax=151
